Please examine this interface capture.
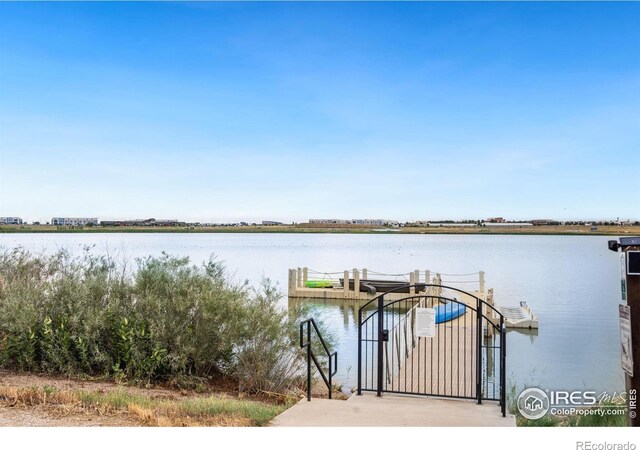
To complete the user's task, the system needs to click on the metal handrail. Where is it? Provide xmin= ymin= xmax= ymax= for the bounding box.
xmin=300 ymin=318 xmax=338 ymax=401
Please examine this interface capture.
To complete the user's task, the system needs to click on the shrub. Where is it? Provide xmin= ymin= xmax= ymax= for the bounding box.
xmin=0 ymin=248 xmax=320 ymax=393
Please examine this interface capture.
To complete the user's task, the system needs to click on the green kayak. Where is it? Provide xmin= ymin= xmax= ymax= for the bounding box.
xmin=304 ymin=280 xmax=333 ymax=288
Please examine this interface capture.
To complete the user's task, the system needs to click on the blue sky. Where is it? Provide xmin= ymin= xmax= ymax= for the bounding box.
xmin=1 ymin=2 xmax=638 ymax=223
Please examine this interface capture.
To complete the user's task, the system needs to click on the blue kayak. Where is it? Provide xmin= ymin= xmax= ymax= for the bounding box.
xmin=435 ymin=301 xmax=466 ymax=323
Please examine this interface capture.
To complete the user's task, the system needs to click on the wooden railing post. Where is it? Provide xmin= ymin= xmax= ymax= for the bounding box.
xmin=343 ymin=270 xmax=349 ymax=296
xmin=409 ymin=271 xmax=415 ymax=294
xmin=354 ymin=268 xmax=360 ymax=299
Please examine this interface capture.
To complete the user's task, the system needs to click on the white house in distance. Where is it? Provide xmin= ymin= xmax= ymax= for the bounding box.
xmin=51 ymin=217 xmax=99 ymax=226
xmin=0 ymin=217 xmax=23 ymax=225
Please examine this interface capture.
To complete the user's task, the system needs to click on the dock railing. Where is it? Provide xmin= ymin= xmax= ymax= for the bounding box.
xmin=290 ymin=267 xmax=487 ymax=298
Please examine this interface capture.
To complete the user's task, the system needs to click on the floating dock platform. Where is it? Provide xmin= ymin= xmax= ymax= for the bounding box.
xmin=497 ymin=302 xmax=539 ymax=329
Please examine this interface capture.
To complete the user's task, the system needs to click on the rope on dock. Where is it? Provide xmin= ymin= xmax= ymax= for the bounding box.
xmin=306 ymin=269 xmax=347 ymax=275
xmin=367 ymin=270 xmax=413 ymax=277
xmin=304 ymin=268 xmax=482 ymax=284
xmin=438 ymin=272 xmax=480 ymax=277
xmin=440 ymin=279 xmax=479 ymax=284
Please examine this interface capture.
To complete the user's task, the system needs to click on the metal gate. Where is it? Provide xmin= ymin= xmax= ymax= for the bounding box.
xmin=357 ymin=284 xmax=507 ymax=416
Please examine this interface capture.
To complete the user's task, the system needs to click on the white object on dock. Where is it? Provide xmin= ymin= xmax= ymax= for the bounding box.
xmin=497 ymin=301 xmax=539 ymax=329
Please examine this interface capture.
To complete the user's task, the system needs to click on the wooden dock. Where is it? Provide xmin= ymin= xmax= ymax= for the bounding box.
xmin=289 ymin=266 xmax=538 ymax=329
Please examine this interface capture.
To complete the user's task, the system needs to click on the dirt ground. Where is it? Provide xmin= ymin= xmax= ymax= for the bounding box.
xmin=0 ymin=370 xmax=212 ymax=426
xmin=0 ymin=370 xmax=191 ymax=400
xmin=0 ymin=405 xmax=136 ymax=427
xmin=0 ymin=370 xmax=331 ymax=426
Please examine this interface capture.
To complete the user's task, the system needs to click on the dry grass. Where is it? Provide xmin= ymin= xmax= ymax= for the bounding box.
xmin=0 ymin=385 xmax=288 ymax=426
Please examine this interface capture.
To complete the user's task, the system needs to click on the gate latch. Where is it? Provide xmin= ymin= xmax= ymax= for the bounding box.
xmin=382 ymin=329 xmax=389 ymax=342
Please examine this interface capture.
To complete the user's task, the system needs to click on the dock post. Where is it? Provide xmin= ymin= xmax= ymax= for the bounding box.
xmin=302 ymin=267 xmax=308 ymax=284
xmin=362 ymin=268 xmax=368 ymax=280
xmin=479 ymin=271 xmax=485 ymax=293
xmin=409 ymin=271 xmax=415 ymax=294
xmin=435 ymin=273 xmax=442 ymax=296
xmin=354 ymin=268 xmax=360 ymax=300
xmin=288 ymin=269 xmax=295 ymax=296
xmin=344 ymin=270 xmax=349 ymax=296
xmin=297 ymin=267 xmax=302 ymax=288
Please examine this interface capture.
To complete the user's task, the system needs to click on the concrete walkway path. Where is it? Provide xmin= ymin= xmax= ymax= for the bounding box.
xmin=271 ymin=393 xmax=515 ymax=427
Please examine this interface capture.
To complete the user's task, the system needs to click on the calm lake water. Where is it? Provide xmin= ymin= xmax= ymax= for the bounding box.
xmin=0 ymin=233 xmax=626 ymax=395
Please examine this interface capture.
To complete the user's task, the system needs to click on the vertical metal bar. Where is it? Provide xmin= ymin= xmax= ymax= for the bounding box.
xmin=430 ymin=298 xmax=433 ymax=395
xmin=464 ymin=303 xmax=468 ymax=398
xmin=328 ymin=352 xmax=333 ymax=400
xmin=457 ymin=300 xmax=461 ymax=397
xmin=437 ymin=301 xmax=440 ymax=395
xmin=307 ymin=323 xmax=311 ymax=401
xmin=476 ymin=298 xmax=483 ymax=404
xmin=365 ymin=319 xmax=368 ymax=390
xmin=403 ymin=301 xmax=407 ymax=391
xmin=385 ymin=300 xmax=389 ymax=390
xmin=501 ymin=318 xmax=507 ymax=417
xmin=377 ymin=294 xmax=384 ymax=397
xmin=410 ymin=300 xmax=414 ymax=393
xmin=357 ymin=308 xmax=362 ymax=395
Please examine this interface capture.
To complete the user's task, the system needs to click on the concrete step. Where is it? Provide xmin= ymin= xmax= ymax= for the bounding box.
xmin=270 ymin=393 xmax=516 ymax=427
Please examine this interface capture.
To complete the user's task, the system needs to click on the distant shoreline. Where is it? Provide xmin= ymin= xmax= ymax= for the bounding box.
xmin=1 ymin=224 xmax=638 ymax=236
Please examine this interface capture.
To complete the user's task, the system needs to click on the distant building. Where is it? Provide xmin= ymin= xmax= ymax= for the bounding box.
xmin=351 ymin=219 xmax=398 ymax=226
xmin=484 ymin=222 xmax=533 ymax=227
xmin=0 ymin=217 xmax=23 ymax=225
xmin=309 ymin=219 xmax=349 ymax=224
xmin=531 ymin=219 xmax=560 ymax=226
xmin=309 ymin=218 xmax=398 ymax=226
xmin=52 ymin=217 xmax=98 ymax=226
xmin=99 ymin=218 xmax=185 ymax=227
xmin=486 ymin=217 xmax=505 ymax=223
xmin=429 ymin=222 xmax=478 ymax=227
xmin=262 ymin=221 xmax=283 ymax=226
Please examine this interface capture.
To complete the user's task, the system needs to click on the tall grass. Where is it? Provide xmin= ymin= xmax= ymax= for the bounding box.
xmin=0 ymin=248 xmax=316 ymax=394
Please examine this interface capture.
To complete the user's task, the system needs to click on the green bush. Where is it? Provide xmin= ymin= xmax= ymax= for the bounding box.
xmin=0 ymin=248 xmax=318 ymax=393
